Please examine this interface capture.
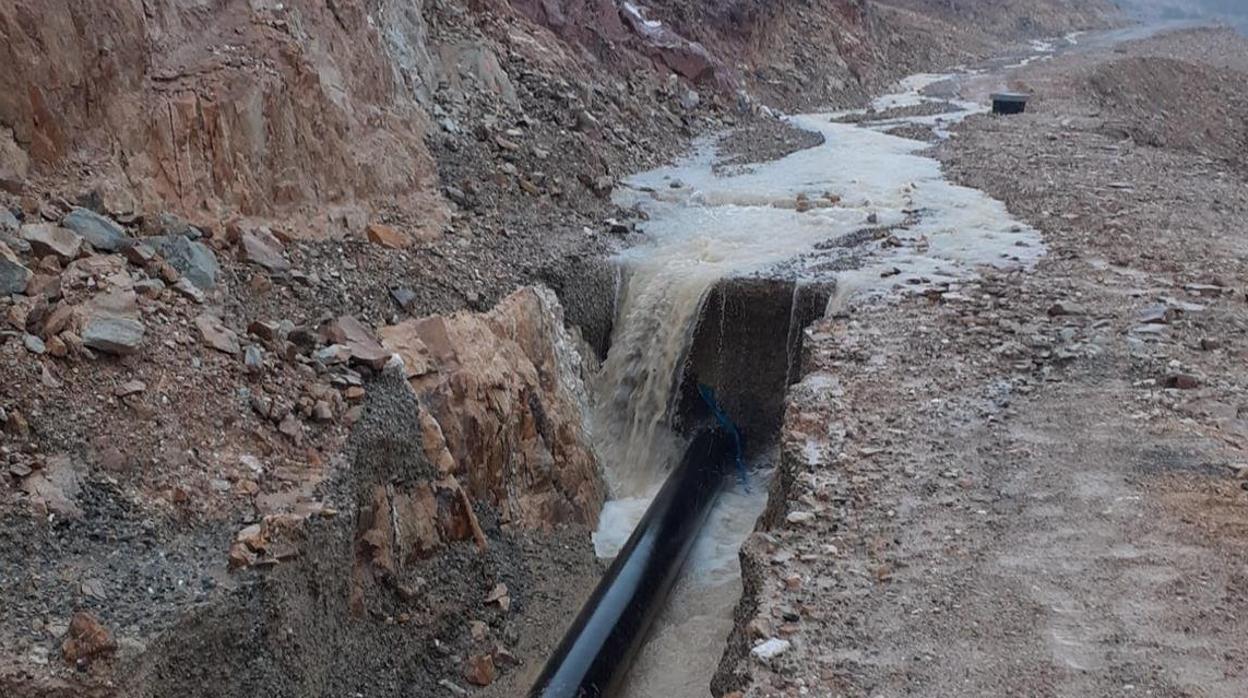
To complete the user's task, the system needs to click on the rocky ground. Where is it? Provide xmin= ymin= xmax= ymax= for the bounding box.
xmin=717 ymin=26 xmax=1248 ymax=697
xmin=0 ymin=0 xmax=1131 ymax=696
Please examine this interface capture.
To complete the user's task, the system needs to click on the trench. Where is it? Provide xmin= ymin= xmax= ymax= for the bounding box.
xmin=531 ymin=31 xmax=1092 ymax=697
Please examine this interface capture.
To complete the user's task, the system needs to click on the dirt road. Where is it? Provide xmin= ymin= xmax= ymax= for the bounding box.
xmin=716 ymin=27 xmax=1248 ymax=697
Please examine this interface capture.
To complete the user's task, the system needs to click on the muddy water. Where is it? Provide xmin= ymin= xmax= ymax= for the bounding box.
xmin=590 ymin=44 xmax=1049 ymax=697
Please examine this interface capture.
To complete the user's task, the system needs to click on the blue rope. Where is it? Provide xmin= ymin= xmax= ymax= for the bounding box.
xmin=697 ymin=384 xmax=750 ymax=492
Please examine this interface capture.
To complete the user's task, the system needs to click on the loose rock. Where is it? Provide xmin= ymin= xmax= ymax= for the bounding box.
xmin=62 ymin=208 xmax=128 ymax=252
xmin=240 ymin=229 xmax=290 ymax=272
xmin=61 ymin=612 xmax=116 ymax=666
xmin=155 ymin=235 xmax=219 ymax=289
xmin=0 ymin=241 xmax=32 ymax=294
xmin=21 ymin=224 xmax=82 ymax=261
xmin=365 ymin=223 xmax=411 ymax=249
xmin=463 ymin=653 xmax=496 ymax=687
xmin=83 ymin=317 xmax=144 ymax=355
xmin=195 ymin=314 xmax=241 ymax=355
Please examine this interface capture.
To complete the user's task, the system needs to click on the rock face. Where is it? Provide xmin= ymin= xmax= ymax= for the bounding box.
xmin=104 ymin=291 xmax=602 ymax=695
xmin=379 ymin=287 xmax=605 ymax=529
xmin=0 ymin=0 xmax=446 ymax=236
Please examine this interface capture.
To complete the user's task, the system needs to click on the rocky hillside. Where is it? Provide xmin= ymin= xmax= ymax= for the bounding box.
xmin=1114 ymin=0 xmax=1248 ymax=31
xmin=0 ymin=1 xmax=1123 ymax=696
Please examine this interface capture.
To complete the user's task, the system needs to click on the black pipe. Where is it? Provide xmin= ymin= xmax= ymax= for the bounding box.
xmin=528 ymin=428 xmax=734 ymax=697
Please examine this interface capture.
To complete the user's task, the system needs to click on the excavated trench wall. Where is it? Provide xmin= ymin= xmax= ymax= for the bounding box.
xmin=64 ymin=274 xmax=825 ymax=697
xmin=675 ymin=278 xmax=832 ymax=453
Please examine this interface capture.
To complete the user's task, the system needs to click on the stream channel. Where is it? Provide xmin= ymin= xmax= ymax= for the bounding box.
xmin=578 ymin=29 xmax=1127 ymax=696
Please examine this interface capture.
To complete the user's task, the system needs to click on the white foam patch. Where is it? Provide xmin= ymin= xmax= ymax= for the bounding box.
xmin=592 ymin=487 xmax=660 ymax=559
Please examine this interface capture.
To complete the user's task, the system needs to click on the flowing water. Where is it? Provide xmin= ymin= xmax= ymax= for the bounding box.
xmin=588 ymin=37 xmax=1062 ymax=696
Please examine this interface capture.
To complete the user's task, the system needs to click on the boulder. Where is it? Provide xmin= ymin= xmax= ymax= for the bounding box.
xmin=20 ymin=223 xmax=82 ymax=261
xmin=154 ymin=235 xmax=219 ymax=289
xmin=240 ymin=228 xmax=290 ymax=272
xmin=61 ymin=208 xmax=128 ymax=252
xmin=82 ymin=289 xmax=144 ymax=355
xmin=320 ymin=315 xmax=390 ymax=369
xmin=0 ymin=240 xmax=31 ymax=294
xmin=83 ymin=316 xmax=145 ymax=355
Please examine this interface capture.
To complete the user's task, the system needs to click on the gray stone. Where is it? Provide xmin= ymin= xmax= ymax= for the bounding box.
xmin=21 ymin=224 xmax=82 ymax=261
xmin=390 ymin=286 xmax=418 ymax=310
xmin=244 ymin=345 xmax=264 ymax=374
xmin=134 ymin=279 xmax=166 ymax=299
xmin=678 ymin=89 xmax=700 ymax=110
xmin=23 ymin=334 xmax=46 ymax=354
xmin=1138 ymin=304 xmax=1176 ymax=325
xmin=154 ymin=235 xmax=218 ymax=289
xmin=1047 ymin=301 xmax=1085 ymax=317
xmin=0 ymin=241 xmax=32 ymax=295
xmin=143 ymin=212 xmax=202 ymax=240
xmin=61 ymin=208 xmax=128 ymax=252
xmin=172 ymin=277 xmax=205 ymax=304
xmin=239 ymin=229 xmax=290 ymax=273
xmin=83 ymin=317 xmax=145 ymax=355
xmin=0 ymin=207 xmax=18 ymax=232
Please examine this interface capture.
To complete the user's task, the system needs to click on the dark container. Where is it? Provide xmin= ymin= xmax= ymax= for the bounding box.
xmin=528 ymin=428 xmax=733 ymax=698
xmin=991 ymin=92 xmax=1030 ymax=115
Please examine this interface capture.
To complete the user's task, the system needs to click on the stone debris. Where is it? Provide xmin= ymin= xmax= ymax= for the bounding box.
xmin=154 ymin=235 xmax=219 ymax=290
xmin=463 ymin=653 xmax=496 ymax=686
xmin=319 ymin=315 xmax=390 ymax=369
xmin=114 ymin=380 xmax=146 ymax=397
xmin=365 ymin=223 xmax=411 ymax=249
xmin=21 ymin=223 xmax=82 ymax=261
xmin=485 ymin=583 xmax=510 ymax=612
xmin=239 ymin=228 xmax=290 ymax=272
xmin=172 ymin=277 xmax=205 ymax=303
xmin=61 ymin=208 xmax=128 ymax=252
xmin=750 ymin=638 xmax=791 ymax=661
xmin=437 ymin=679 xmax=468 ymax=696
xmin=61 ymin=612 xmax=117 ymax=666
xmin=0 ymin=240 xmax=32 ymax=294
xmin=1138 ymin=303 xmax=1176 ymax=324
xmin=195 ymin=314 xmax=241 ymax=355
xmin=82 ymin=316 xmax=144 ymax=355
xmin=23 ymin=333 xmax=45 ymax=354
xmin=785 ymin=510 xmax=815 ymax=525
xmin=244 ymin=345 xmax=264 ymax=374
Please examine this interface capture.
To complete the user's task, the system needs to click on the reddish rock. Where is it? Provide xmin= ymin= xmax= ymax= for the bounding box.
xmin=320 ymin=315 xmax=390 ymax=369
xmin=365 ymin=223 xmax=411 ymax=249
xmin=61 ymin=612 xmax=116 ymax=666
xmin=378 ymin=288 xmax=605 ymax=529
xmin=463 ymin=653 xmax=496 ymax=687
xmin=485 ymin=583 xmax=511 ymax=612
xmin=195 ymin=314 xmax=241 ymax=354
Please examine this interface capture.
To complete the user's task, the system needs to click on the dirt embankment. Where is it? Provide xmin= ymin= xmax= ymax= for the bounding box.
xmin=0 ymin=0 xmax=1126 ymax=695
xmin=715 ymin=26 xmax=1248 ymax=697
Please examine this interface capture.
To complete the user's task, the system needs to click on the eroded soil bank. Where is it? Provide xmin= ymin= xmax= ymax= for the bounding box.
xmin=717 ymin=26 xmax=1248 ymax=697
